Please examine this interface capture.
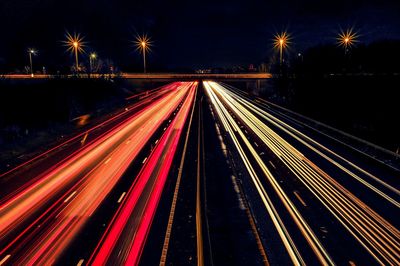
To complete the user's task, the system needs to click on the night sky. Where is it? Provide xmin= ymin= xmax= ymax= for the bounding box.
xmin=1 ymin=0 xmax=400 ymax=71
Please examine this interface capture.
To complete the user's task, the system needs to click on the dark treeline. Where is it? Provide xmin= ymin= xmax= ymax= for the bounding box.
xmin=235 ymin=74 xmax=400 ymax=152
xmin=258 ymin=39 xmax=400 ymax=153
xmin=288 ymin=39 xmax=400 ymax=75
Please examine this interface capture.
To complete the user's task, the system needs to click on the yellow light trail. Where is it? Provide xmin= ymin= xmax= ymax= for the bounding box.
xmin=206 ymin=81 xmax=334 ymax=264
xmin=223 ymin=86 xmax=400 ymax=207
xmin=205 ymin=81 xmax=328 ymax=265
xmin=205 ymin=81 xmax=400 ymax=265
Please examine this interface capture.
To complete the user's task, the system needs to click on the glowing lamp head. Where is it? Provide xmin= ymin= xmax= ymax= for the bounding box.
xmin=90 ymin=53 xmax=97 ymax=59
xmin=337 ymin=28 xmax=358 ymax=49
xmin=135 ymin=34 xmax=152 ymax=53
xmin=274 ymin=31 xmax=290 ymax=50
xmin=30 ymin=50 xmax=35 ymax=54
xmin=64 ymin=32 xmax=86 ymax=54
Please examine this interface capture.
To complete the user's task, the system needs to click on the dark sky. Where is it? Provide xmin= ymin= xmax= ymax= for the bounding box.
xmin=1 ymin=0 xmax=400 ymax=70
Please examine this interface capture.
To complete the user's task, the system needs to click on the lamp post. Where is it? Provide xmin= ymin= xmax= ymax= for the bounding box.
xmin=274 ymin=31 xmax=290 ymax=66
xmin=338 ymin=28 xmax=357 ymax=55
xmin=135 ymin=35 xmax=151 ymax=73
xmin=141 ymin=41 xmax=147 ymax=73
xmin=279 ymin=38 xmax=284 ymax=65
xmin=28 ymin=49 xmax=36 ymax=77
xmin=90 ymin=52 xmax=97 ymax=73
xmin=65 ymin=32 xmax=85 ymax=73
xmin=73 ymin=41 xmax=79 ymax=71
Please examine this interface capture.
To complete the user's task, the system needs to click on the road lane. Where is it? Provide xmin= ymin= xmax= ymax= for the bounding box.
xmin=0 ymin=82 xmax=181 ymax=200
xmin=0 ymin=82 xmax=195 ymax=264
xmin=204 ymin=81 xmax=400 ymax=265
xmin=89 ymin=82 xmax=196 ymax=265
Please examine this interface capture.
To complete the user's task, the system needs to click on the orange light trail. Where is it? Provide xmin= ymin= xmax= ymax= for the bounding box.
xmin=90 ymin=82 xmax=197 ymax=265
xmin=0 ymin=82 xmax=196 ymax=265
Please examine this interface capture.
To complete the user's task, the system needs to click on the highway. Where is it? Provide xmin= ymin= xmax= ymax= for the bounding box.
xmin=0 ymin=81 xmax=197 ymax=265
xmin=89 ymin=82 xmax=196 ymax=265
xmin=204 ymin=81 xmax=400 ymax=265
xmin=0 ymin=79 xmax=398 ymax=265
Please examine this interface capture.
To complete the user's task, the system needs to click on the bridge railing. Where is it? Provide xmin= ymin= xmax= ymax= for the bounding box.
xmin=1 ymin=73 xmax=272 ymax=79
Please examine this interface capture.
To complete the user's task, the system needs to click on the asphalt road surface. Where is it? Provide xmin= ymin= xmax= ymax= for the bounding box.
xmin=204 ymin=81 xmax=399 ymax=265
xmin=0 ymin=80 xmax=398 ymax=265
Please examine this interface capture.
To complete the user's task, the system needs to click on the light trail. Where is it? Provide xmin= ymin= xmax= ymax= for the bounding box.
xmin=196 ymin=100 xmax=205 ymax=266
xmin=205 ymin=81 xmax=400 ymax=265
xmin=0 ymin=82 xmax=181 ymax=183
xmin=219 ymin=84 xmax=400 ymax=214
xmin=159 ymin=81 xmax=197 ymax=266
xmin=89 ymin=82 xmax=197 ymax=265
xmin=223 ymin=81 xmax=400 ymax=171
xmin=205 ymin=81 xmax=309 ymax=265
xmin=0 ymin=82 xmax=195 ymax=264
xmin=220 ymin=82 xmax=399 ymax=203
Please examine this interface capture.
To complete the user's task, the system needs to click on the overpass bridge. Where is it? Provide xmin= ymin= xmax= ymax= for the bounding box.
xmin=121 ymin=73 xmax=272 ymax=79
xmin=1 ymin=73 xmax=272 ymax=80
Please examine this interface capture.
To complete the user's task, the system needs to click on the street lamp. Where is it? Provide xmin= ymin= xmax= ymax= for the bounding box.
xmin=90 ymin=52 xmax=97 ymax=73
xmin=274 ymin=31 xmax=290 ymax=66
xmin=64 ymin=32 xmax=85 ymax=72
xmin=28 ymin=49 xmax=37 ymax=77
xmin=298 ymin=52 xmax=303 ymax=63
xmin=135 ymin=34 xmax=151 ymax=73
xmin=337 ymin=28 xmax=358 ymax=55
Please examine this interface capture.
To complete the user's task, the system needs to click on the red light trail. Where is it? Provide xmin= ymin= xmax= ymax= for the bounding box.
xmin=0 ymin=81 xmax=197 ymax=265
xmin=90 ymin=82 xmax=196 ymax=265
